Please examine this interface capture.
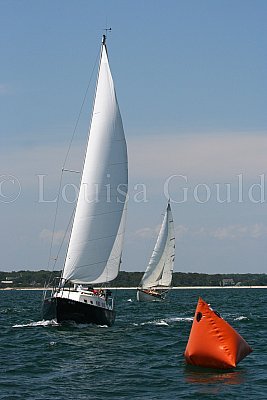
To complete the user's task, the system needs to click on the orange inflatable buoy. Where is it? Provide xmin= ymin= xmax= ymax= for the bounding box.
xmin=184 ymin=297 xmax=252 ymax=369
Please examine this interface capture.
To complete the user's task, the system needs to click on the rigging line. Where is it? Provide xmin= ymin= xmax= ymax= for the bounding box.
xmin=45 ymin=197 xmax=75 ymax=287
xmin=52 ymin=42 xmax=105 ymax=283
xmin=51 ymin=206 xmax=76 ymax=272
xmin=46 ymin=169 xmax=64 ymax=271
xmin=62 ymin=51 xmax=99 ymax=170
xmin=46 ymin=50 xmax=99 ymax=272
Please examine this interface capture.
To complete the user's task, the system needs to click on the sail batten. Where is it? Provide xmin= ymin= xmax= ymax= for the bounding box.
xmin=62 ymin=41 xmax=128 ymax=284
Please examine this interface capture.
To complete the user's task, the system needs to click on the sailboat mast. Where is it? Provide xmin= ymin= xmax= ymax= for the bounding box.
xmin=61 ymin=35 xmax=128 ymax=285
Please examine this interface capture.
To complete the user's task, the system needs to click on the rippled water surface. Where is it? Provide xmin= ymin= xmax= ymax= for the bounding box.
xmin=0 ymin=288 xmax=266 ymax=399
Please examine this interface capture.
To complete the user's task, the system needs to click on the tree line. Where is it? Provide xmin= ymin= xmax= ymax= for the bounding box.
xmin=0 ymin=270 xmax=266 ymax=288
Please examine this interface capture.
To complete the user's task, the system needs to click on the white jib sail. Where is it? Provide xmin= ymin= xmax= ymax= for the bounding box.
xmin=140 ymin=203 xmax=175 ymax=289
xmin=62 ymin=40 xmax=128 ymax=284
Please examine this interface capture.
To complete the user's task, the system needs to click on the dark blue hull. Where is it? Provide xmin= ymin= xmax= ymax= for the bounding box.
xmin=42 ymin=296 xmax=116 ymax=327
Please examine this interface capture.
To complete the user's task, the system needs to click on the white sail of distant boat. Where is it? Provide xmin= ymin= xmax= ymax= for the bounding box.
xmin=137 ymin=202 xmax=175 ymax=302
xmin=42 ymin=34 xmax=128 ymax=326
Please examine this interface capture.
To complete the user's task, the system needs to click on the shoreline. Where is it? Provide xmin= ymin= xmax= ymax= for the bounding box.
xmin=0 ymin=286 xmax=267 ymax=291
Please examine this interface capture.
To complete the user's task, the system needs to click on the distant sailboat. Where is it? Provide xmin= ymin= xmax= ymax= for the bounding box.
xmin=137 ymin=202 xmax=175 ymax=302
xmin=42 ymin=35 xmax=128 ymax=326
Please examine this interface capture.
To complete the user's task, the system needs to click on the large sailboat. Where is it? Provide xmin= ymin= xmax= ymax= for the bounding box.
xmin=42 ymin=35 xmax=128 ymax=326
xmin=137 ymin=202 xmax=175 ymax=302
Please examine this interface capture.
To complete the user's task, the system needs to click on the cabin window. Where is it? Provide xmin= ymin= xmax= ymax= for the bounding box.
xmin=90 ymin=301 xmax=93 ymax=304
xmin=84 ymin=299 xmax=87 ymax=303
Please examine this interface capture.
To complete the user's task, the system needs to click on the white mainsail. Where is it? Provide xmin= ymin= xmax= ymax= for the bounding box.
xmin=62 ymin=37 xmax=128 ymax=285
xmin=140 ymin=203 xmax=175 ymax=289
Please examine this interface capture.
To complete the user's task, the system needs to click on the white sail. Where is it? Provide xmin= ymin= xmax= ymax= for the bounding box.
xmin=140 ymin=203 xmax=175 ymax=289
xmin=62 ymin=39 xmax=128 ymax=284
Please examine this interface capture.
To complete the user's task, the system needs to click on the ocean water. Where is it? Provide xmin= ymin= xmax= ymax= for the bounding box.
xmin=0 ymin=288 xmax=266 ymax=400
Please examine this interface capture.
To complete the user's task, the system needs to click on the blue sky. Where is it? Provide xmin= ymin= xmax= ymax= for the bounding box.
xmin=1 ymin=0 xmax=267 ymax=274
